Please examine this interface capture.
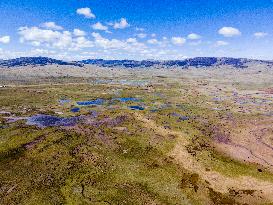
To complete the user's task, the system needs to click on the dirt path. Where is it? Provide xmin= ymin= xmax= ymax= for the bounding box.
xmin=133 ymin=113 xmax=273 ymax=203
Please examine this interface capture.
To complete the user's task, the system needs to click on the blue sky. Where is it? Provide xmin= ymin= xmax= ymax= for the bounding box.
xmin=0 ymin=0 xmax=272 ymax=60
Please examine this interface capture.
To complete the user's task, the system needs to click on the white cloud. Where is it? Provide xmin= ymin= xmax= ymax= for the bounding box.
xmin=18 ymin=27 xmax=94 ymax=50
xmin=187 ymin=33 xmax=201 ymax=40
xmin=91 ymin=32 xmax=146 ymax=52
xmin=137 ymin=33 xmax=147 ymax=39
xmin=73 ymin=36 xmax=94 ymax=49
xmin=73 ymin=29 xmax=86 ymax=36
xmin=30 ymin=48 xmax=56 ymax=55
xmin=91 ymin=32 xmax=126 ymax=49
xmin=254 ymin=32 xmax=268 ymax=38
xmin=171 ymin=37 xmax=186 ymax=45
xmin=92 ymin=22 xmax=108 ymax=31
xmin=218 ymin=27 xmax=241 ymax=37
xmin=113 ymin=18 xmax=130 ymax=29
xmin=147 ymin=39 xmax=159 ymax=44
xmin=0 ymin=48 xmax=58 ymax=59
xmin=151 ymin=33 xmax=156 ymax=37
xmin=41 ymin=22 xmax=63 ymax=30
xmin=215 ymin=40 xmax=229 ymax=46
xmin=51 ymin=31 xmax=73 ymax=49
xmin=126 ymin=38 xmax=137 ymax=43
xmin=18 ymin=27 xmax=71 ymax=49
xmin=0 ymin=36 xmax=10 ymax=44
xmin=76 ymin=8 xmax=95 ymax=19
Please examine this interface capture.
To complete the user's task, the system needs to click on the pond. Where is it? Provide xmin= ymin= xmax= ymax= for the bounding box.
xmin=27 ymin=114 xmax=79 ymax=128
xmin=77 ymin=99 xmax=105 ymax=106
xmin=71 ymin=107 xmax=80 ymax=113
xmin=129 ymin=106 xmax=145 ymax=111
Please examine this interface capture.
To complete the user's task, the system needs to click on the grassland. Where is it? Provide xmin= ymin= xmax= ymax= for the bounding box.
xmin=0 ymin=65 xmax=273 ymax=204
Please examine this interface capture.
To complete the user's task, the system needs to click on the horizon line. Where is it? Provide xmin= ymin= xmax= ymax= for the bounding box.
xmin=1 ymin=56 xmax=273 ymax=62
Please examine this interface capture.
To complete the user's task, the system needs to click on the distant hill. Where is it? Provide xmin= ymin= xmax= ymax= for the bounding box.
xmin=80 ymin=57 xmax=273 ymax=68
xmin=0 ymin=57 xmax=83 ymax=68
xmin=0 ymin=57 xmax=272 ymax=68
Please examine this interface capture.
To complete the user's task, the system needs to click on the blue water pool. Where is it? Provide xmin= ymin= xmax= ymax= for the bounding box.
xmin=71 ymin=107 xmax=80 ymax=113
xmin=129 ymin=106 xmax=145 ymax=110
xmin=27 ymin=114 xmax=79 ymax=127
xmin=77 ymin=99 xmax=105 ymax=106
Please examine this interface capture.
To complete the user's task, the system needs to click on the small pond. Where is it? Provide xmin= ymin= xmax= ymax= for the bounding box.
xmin=27 ymin=114 xmax=79 ymax=128
xmin=129 ymin=106 xmax=145 ymax=111
xmin=77 ymin=99 xmax=105 ymax=106
xmin=71 ymin=107 xmax=80 ymax=113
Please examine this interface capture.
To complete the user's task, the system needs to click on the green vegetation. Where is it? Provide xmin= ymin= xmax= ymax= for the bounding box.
xmin=1 ymin=67 xmax=273 ymax=204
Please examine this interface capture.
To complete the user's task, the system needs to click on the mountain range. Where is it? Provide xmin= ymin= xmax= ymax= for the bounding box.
xmin=0 ymin=57 xmax=272 ymax=68
xmin=0 ymin=57 xmax=83 ymax=68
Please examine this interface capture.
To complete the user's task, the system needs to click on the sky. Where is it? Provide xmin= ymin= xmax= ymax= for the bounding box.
xmin=0 ymin=0 xmax=272 ymax=60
